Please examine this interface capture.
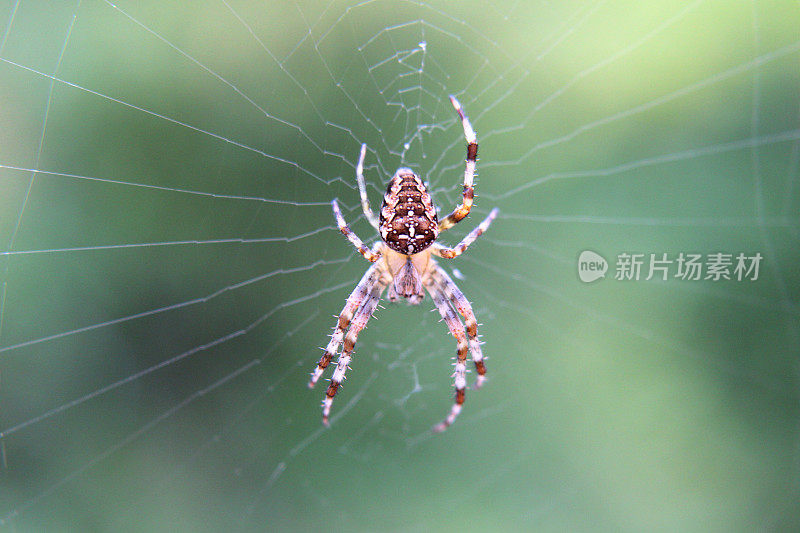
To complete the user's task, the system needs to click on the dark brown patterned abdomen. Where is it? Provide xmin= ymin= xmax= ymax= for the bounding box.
xmin=379 ymin=169 xmax=439 ymax=255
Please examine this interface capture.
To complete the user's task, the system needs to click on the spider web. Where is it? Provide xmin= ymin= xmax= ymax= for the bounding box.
xmin=1 ymin=0 xmax=799 ymax=530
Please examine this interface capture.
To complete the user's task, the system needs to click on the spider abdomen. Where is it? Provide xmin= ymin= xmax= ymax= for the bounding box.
xmin=379 ymin=169 xmax=439 ymax=255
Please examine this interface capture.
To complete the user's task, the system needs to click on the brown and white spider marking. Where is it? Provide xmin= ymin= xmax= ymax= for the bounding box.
xmin=308 ymin=96 xmax=498 ymax=432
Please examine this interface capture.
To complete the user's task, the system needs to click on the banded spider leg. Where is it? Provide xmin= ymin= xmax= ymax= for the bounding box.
xmin=427 ymin=265 xmax=486 ymax=432
xmin=308 ymin=260 xmax=382 ymax=388
xmin=439 ymin=95 xmax=478 ymax=232
xmin=321 ymin=276 xmax=388 ymax=424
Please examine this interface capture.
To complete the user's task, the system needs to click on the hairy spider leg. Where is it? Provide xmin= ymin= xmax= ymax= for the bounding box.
xmin=439 ymin=95 xmax=478 ymax=232
xmin=426 ymin=270 xmax=470 ymax=432
xmin=322 ymin=276 xmax=388 ymax=425
xmin=432 ymin=266 xmax=487 ymax=389
xmin=433 ymin=207 xmax=499 ymax=259
xmin=308 ymin=261 xmax=382 ymax=388
xmin=332 ymin=198 xmax=381 ymax=262
xmin=356 ymin=143 xmax=380 ymax=230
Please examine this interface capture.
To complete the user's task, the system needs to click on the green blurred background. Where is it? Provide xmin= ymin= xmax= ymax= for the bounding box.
xmin=1 ymin=1 xmax=798 ymax=531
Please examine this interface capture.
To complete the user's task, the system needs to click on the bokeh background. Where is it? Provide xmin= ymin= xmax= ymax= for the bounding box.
xmin=1 ymin=1 xmax=799 ymax=531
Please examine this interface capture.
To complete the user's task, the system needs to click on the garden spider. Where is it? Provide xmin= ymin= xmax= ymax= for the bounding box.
xmin=308 ymin=96 xmax=498 ymax=432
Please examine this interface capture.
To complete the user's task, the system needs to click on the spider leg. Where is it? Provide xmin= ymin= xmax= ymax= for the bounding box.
xmin=425 ymin=273 xmax=470 ymax=432
xmin=308 ymin=261 xmax=382 ymax=388
xmin=433 ymin=207 xmax=498 ymax=259
xmin=322 ymin=276 xmax=388 ymax=425
xmin=432 ymin=266 xmax=487 ymax=389
xmin=332 ymin=198 xmax=381 ymax=262
xmin=356 ymin=143 xmax=380 ymax=230
xmin=438 ymin=95 xmax=478 ymax=232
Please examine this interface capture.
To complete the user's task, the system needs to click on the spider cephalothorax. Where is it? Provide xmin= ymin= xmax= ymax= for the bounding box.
xmin=308 ymin=95 xmax=498 ymax=432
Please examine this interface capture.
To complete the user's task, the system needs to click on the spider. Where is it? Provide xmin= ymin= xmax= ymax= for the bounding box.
xmin=308 ymin=96 xmax=498 ymax=432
